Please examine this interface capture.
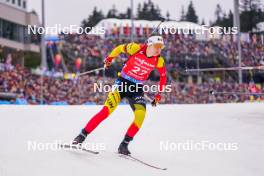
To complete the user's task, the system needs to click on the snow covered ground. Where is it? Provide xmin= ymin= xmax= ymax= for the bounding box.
xmin=0 ymin=103 xmax=264 ymax=176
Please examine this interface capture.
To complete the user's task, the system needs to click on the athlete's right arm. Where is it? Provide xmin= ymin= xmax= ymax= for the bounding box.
xmin=109 ymin=43 xmax=141 ymax=57
xmin=104 ymin=43 xmax=141 ymax=68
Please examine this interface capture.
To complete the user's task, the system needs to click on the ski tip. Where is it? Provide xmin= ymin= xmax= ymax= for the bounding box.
xmin=119 ymin=153 xmax=168 ymax=171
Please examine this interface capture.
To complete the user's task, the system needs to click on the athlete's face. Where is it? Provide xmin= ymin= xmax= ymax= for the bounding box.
xmin=147 ymin=43 xmax=164 ymax=57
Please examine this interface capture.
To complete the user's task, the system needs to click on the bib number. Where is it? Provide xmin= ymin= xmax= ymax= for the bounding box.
xmin=131 ymin=66 xmax=148 ymax=76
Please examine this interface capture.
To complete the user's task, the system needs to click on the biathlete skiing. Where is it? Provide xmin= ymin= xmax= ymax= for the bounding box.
xmin=72 ymin=35 xmax=167 ymax=155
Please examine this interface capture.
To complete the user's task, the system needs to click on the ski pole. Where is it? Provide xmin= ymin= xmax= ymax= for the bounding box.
xmin=209 ymin=91 xmax=264 ymax=96
xmin=147 ymin=18 xmax=165 ymax=38
xmin=77 ymin=67 xmax=105 ymax=77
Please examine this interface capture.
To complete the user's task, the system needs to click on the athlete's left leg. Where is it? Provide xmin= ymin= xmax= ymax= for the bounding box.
xmin=118 ymin=94 xmax=146 ymax=155
xmin=126 ymin=103 xmax=146 ymax=138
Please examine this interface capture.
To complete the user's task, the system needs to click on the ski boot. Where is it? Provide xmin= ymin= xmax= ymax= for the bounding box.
xmin=72 ymin=129 xmax=88 ymax=145
xmin=118 ymin=135 xmax=133 ymax=155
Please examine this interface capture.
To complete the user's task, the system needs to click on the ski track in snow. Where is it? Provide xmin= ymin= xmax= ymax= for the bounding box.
xmin=0 ymin=103 xmax=264 ymax=176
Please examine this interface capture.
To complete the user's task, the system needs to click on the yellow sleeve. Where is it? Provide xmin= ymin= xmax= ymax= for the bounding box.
xmin=108 ymin=43 xmax=141 ymax=58
xmin=125 ymin=43 xmax=141 ymax=55
xmin=156 ymin=56 xmax=165 ymax=68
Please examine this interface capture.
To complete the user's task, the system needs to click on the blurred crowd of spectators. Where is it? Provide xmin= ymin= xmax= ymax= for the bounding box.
xmin=56 ymin=33 xmax=264 ymax=85
xmin=59 ymin=33 xmax=264 ymax=73
xmin=0 ymin=65 xmax=263 ymax=105
xmin=212 ymin=38 xmax=264 ymax=66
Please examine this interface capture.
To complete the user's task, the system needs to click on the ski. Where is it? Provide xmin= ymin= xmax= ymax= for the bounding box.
xmin=118 ymin=154 xmax=167 ymax=170
xmin=59 ymin=144 xmax=99 ymax=154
